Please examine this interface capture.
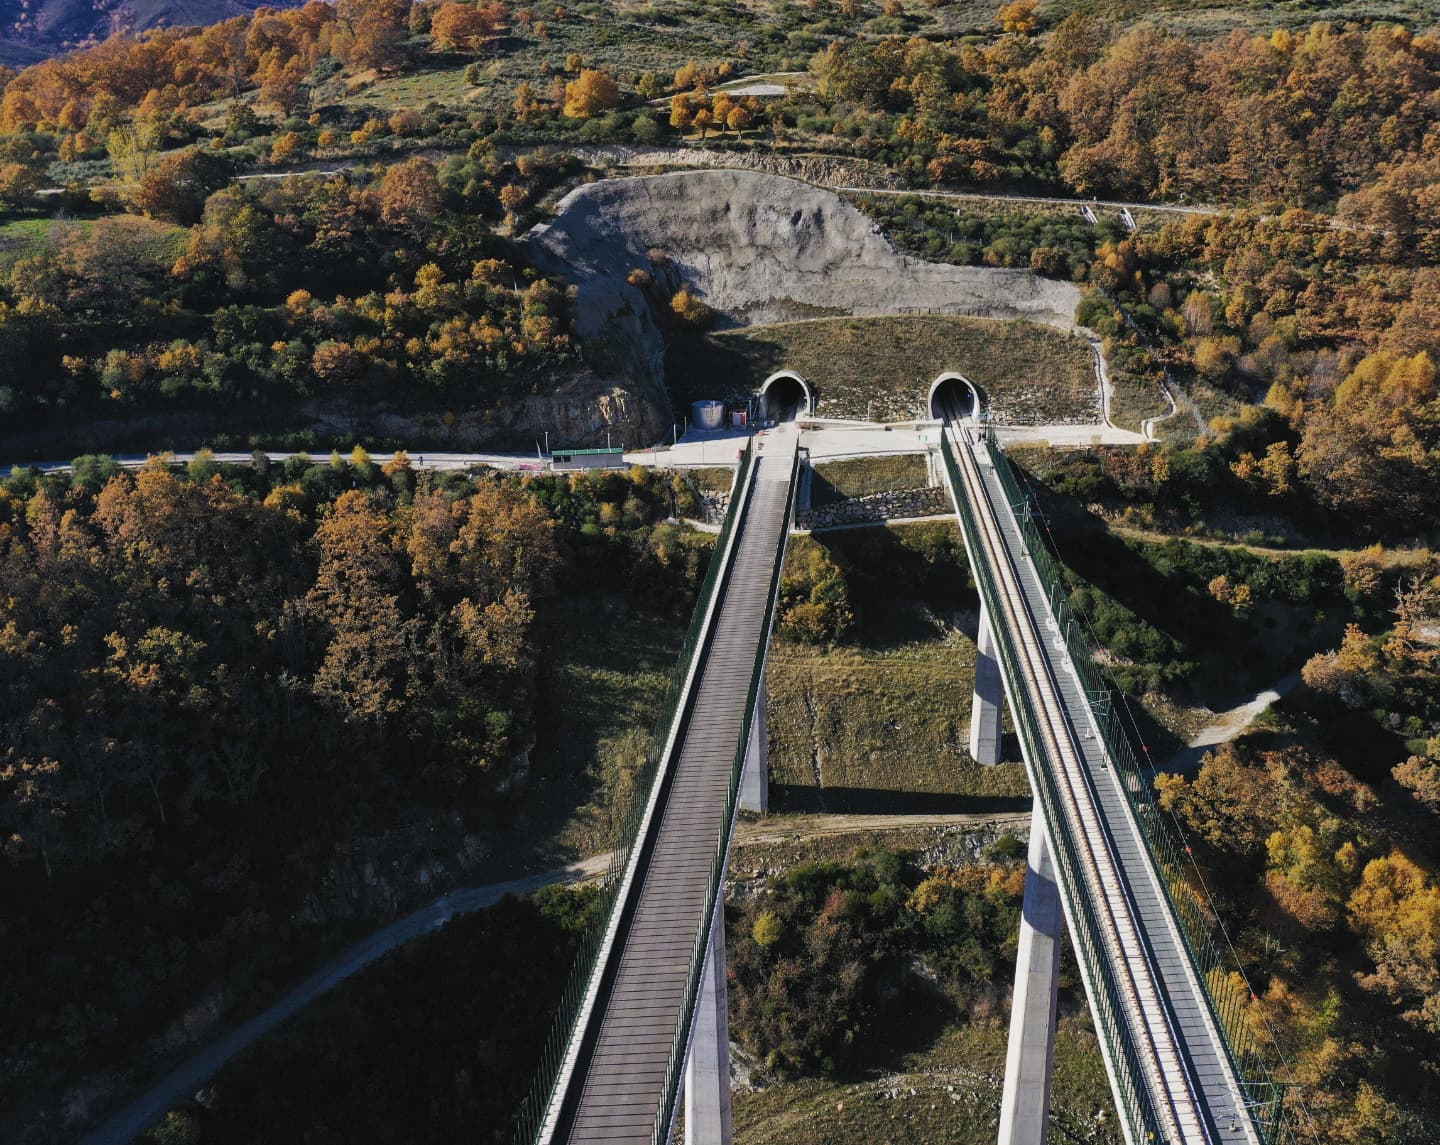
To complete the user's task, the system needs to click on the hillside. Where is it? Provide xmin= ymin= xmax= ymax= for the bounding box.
xmin=0 ymin=0 xmax=295 ymax=67
xmin=1 ymin=2 xmax=1440 ymax=1143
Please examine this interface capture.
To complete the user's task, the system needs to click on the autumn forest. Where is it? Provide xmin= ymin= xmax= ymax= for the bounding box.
xmin=1 ymin=0 xmax=1440 ymax=1143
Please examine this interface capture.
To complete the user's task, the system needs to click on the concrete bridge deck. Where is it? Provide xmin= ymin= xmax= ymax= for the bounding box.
xmin=943 ymin=418 xmax=1260 ymax=1145
xmin=546 ymin=427 xmax=798 ymax=1144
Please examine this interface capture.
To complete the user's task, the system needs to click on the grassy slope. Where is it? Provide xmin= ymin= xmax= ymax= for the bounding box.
xmin=768 ymin=639 xmax=1030 ymax=809
xmin=811 ymin=455 xmax=930 ymax=505
xmin=668 ymin=316 xmax=1098 ymax=423
xmin=734 ymin=1017 xmax=1118 ymax=1145
xmin=768 ymin=520 xmax=1031 ymax=811
xmin=523 ymin=593 xmax=686 ymax=861
xmin=1105 ymin=368 xmax=1172 ymax=433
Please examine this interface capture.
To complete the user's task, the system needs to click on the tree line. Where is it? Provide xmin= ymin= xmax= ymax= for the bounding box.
xmin=0 ymin=455 xmax=713 ymax=1143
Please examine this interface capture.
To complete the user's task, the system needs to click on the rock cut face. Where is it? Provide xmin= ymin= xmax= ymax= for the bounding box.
xmin=525 ymin=169 xmax=1083 ymax=341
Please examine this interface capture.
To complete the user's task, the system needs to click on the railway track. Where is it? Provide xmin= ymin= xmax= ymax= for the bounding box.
xmin=938 ymin=396 xmax=1256 ymax=1145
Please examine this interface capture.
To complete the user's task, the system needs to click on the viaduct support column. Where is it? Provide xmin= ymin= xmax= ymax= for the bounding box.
xmin=998 ymin=799 xmax=1063 ymax=1145
xmin=740 ymin=677 xmax=768 ymax=813
xmin=685 ymin=894 xmax=733 ymax=1145
xmin=969 ymin=603 xmax=1004 ymax=765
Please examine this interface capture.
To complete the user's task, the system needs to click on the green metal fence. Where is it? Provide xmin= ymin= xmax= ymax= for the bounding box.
xmin=512 ymin=442 xmax=758 ymax=1145
xmin=945 ymin=425 xmax=1287 ymax=1144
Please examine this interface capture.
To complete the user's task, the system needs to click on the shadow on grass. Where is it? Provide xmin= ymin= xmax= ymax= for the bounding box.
xmin=772 ymin=784 xmax=1031 ymax=814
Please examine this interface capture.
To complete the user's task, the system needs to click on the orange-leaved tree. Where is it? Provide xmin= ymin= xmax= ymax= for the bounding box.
xmin=562 ymin=68 xmax=620 ymax=119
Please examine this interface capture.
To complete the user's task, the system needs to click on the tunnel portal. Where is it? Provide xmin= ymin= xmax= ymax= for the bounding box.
xmin=928 ymin=374 xmax=983 ymax=422
xmin=759 ymin=372 xmax=813 ymax=423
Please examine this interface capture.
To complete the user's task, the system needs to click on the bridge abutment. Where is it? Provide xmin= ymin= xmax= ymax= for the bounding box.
xmin=998 ymin=799 xmax=1064 ymax=1145
xmin=684 ymin=894 xmax=734 ymax=1145
xmin=969 ymin=603 xmax=1005 ymax=765
xmin=740 ymin=677 xmax=768 ymax=813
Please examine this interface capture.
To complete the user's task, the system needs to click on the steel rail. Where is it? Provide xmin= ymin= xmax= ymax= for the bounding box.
xmin=943 ymin=416 xmax=1226 ymax=1143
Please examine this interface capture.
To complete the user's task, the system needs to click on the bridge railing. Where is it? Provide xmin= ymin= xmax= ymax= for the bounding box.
xmin=972 ymin=424 xmax=1288 ymax=1143
xmin=940 ymin=429 xmax=1172 ymax=1145
xmin=514 ymin=441 xmax=757 ymax=1145
xmin=651 ymin=442 xmax=801 ymax=1144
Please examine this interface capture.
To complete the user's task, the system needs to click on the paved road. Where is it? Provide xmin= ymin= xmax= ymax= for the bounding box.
xmin=834 ymin=184 xmax=1223 ymax=218
xmin=1165 ymin=672 xmax=1300 ymax=775
xmin=10 ymin=409 xmax=1156 ymax=485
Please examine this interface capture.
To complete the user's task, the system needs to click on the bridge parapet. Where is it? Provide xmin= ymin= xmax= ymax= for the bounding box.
xmin=939 ymin=425 xmax=1287 ymax=1145
xmin=969 ymin=424 xmax=1289 ymax=1143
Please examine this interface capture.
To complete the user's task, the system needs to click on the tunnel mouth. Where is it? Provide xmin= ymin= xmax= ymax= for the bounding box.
xmin=759 ymin=372 xmax=811 ymax=423
xmin=928 ymin=374 xmax=982 ymax=422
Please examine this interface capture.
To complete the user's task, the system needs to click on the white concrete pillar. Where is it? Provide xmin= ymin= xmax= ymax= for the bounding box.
xmin=970 ymin=604 xmax=1004 ymax=765
xmin=998 ymin=800 xmax=1064 ymax=1145
xmin=740 ymin=677 xmax=768 ymax=813
xmin=685 ymin=894 xmax=733 ymax=1145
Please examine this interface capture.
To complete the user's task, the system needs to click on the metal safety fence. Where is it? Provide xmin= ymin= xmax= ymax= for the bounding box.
xmin=948 ymin=425 xmax=1287 ymax=1144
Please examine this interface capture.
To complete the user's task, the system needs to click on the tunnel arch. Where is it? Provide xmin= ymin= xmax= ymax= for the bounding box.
xmin=759 ymin=371 xmax=813 ymax=423
xmin=928 ymin=373 xmax=985 ymax=422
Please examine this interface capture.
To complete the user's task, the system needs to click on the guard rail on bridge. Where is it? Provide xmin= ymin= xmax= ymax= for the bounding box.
xmin=515 ymin=430 xmax=799 ymax=1145
xmin=940 ymin=421 xmax=1285 ymax=1145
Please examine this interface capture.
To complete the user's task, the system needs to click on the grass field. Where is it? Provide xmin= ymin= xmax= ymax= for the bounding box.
xmin=1107 ymin=369 xmax=1173 ymax=433
xmin=684 ymin=465 xmax=738 ymax=493
xmin=526 ymin=593 xmax=686 ymax=860
xmin=767 ymin=639 xmax=1030 ymax=809
xmin=810 ymin=455 xmax=931 ymax=505
xmin=0 ymin=214 xmax=188 ymax=275
xmin=733 ymin=1015 xmax=1118 ymax=1145
xmin=668 ymin=316 xmax=1099 ymax=424
xmin=327 ymin=65 xmax=476 ymax=114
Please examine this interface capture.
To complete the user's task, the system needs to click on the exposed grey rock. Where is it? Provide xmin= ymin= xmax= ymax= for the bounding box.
xmin=528 ymin=170 xmax=1082 ymax=330
xmin=796 ymin=486 xmax=950 ymax=529
xmin=524 ymin=170 xmax=1084 ymax=409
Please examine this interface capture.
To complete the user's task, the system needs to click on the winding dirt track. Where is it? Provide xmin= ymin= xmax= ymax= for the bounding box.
xmin=79 ymin=811 xmax=1020 ymax=1145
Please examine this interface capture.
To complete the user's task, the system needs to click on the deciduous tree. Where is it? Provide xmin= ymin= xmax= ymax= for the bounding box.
xmin=562 ymin=68 xmax=619 ymax=119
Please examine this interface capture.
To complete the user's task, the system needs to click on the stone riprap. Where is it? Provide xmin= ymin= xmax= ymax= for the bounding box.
xmin=698 ymin=489 xmax=731 ymax=523
xmin=797 ymin=487 xmax=949 ymax=530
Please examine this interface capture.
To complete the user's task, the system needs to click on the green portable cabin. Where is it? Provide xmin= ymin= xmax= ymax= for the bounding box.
xmin=551 ymin=447 xmax=628 ymax=471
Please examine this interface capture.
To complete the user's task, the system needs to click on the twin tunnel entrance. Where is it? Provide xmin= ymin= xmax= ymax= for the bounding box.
xmin=754 ymin=370 xmax=983 ymax=424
